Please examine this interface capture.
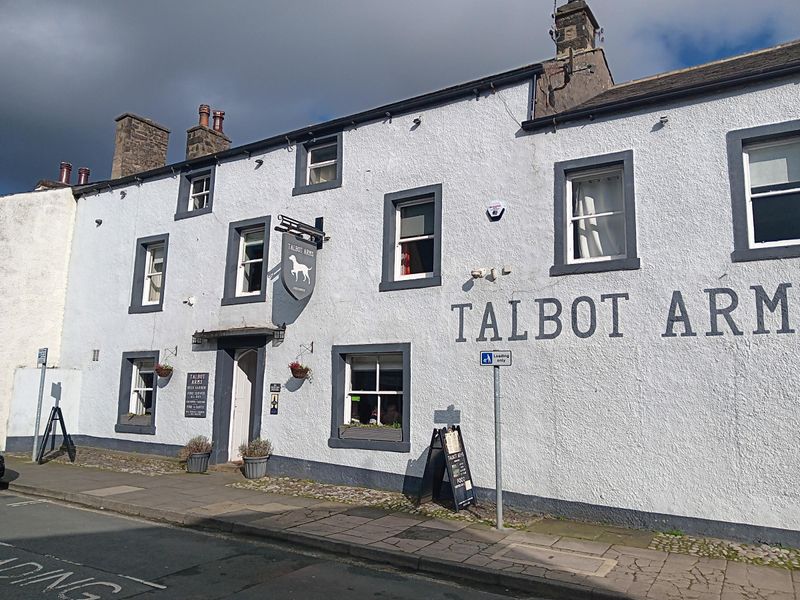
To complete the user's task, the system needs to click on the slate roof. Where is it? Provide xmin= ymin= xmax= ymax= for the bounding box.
xmin=524 ymin=38 xmax=800 ymax=130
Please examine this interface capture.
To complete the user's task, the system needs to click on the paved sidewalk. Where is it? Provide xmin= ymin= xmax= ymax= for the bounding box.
xmin=2 ymin=458 xmax=796 ymax=600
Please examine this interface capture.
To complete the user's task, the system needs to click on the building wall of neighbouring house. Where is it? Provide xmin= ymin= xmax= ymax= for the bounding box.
xmin=12 ymin=73 xmax=800 ymax=540
xmin=0 ymin=187 xmax=76 ymax=449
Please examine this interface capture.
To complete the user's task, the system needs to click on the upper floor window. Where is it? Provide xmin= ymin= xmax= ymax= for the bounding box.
xmin=293 ymin=133 xmax=343 ymax=196
xmin=129 ymin=234 xmax=169 ymax=314
xmin=380 ymin=184 xmax=442 ymax=292
xmin=222 ymin=216 xmax=271 ymax=306
xmin=551 ymin=151 xmax=639 ymax=276
xmin=175 ymin=166 xmax=215 ymax=220
xmin=728 ymin=121 xmax=800 ymax=262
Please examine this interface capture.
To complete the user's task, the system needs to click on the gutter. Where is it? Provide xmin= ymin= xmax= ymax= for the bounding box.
xmin=77 ymin=63 xmax=543 ymax=197
xmin=522 ymin=60 xmax=800 ymax=132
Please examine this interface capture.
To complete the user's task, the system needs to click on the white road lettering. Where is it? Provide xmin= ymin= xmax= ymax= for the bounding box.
xmin=0 ymin=555 xmax=130 ymax=598
xmin=118 ymin=574 xmax=167 ymax=589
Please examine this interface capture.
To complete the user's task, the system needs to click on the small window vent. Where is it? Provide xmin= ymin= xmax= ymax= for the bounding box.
xmin=92 ymin=349 xmax=100 ymax=362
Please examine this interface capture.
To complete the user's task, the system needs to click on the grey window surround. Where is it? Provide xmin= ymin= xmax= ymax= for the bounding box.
xmin=550 ymin=150 xmax=640 ymax=277
xmin=221 ymin=216 xmax=271 ymax=306
xmin=175 ymin=166 xmax=215 ymax=220
xmin=379 ymin=184 xmax=443 ymax=292
xmin=128 ymin=233 xmax=169 ymax=314
xmin=292 ymin=133 xmax=343 ymax=196
xmin=728 ymin=119 xmax=800 ymax=262
xmin=115 ymin=350 xmax=159 ymax=435
xmin=329 ymin=343 xmax=411 ymax=452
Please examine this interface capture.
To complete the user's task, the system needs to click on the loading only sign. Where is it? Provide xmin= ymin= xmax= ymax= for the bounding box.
xmin=480 ymin=350 xmax=512 ymax=366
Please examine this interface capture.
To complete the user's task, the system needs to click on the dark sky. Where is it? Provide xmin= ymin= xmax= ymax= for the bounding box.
xmin=1 ymin=0 xmax=798 ymax=195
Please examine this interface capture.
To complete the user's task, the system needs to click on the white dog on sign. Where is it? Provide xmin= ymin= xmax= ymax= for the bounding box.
xmin=288 ymin=255 xmax=312 ymax=283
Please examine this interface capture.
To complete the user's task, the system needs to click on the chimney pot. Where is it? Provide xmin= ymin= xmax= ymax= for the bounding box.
xmin=59 ymin=162 xmax=73 ymax=184
xmin=199 ymin=104 xmax=211 ymax=127
xmin=77 ymin=167 xmax=90 ymax=185
xmin=212 ymin=110 xmax=225 ymax=133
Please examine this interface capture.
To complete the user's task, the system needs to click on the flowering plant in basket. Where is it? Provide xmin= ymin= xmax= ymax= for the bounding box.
xmin=288 ymin=361 xmax=311 ymax=379
xmin=154 ymin=362 xmax=173 ymax=377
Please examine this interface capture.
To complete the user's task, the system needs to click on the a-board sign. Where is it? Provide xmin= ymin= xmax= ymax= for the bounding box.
xmin=418 ymin=426 xmax=476 ymax=512
xmin=184 ymin=372 xmax=209 ymax=418
xmin=480 ymin=350 xmax=512 ymax=366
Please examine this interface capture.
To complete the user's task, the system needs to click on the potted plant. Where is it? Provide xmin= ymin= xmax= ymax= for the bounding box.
xmin=239 ymin=438 xmax=273 ymax=479
xmin=288 ymin=361 xmax=311 ymax=379
xmin=154 ymin=362 xmax=173 ymax=378
xmin=180 ymin=435 xmax=212 ymax=473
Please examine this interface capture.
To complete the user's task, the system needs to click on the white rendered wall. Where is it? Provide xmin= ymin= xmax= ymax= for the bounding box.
xmin=0 ymin=188 xmax=75 ymax=449
xmin=7 ymin=368 xmax=81 ymax=441
xmin=58 ymin=76 xmax=800 ymax=532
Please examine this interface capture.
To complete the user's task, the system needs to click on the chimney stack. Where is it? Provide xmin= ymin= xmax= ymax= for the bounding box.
xmin=59 ymin=162 xmax=72 ymax=184
xmin=77 ymin=167 xmax=91 ymax=185
xmin=212 ymin=110 xmax=225 ymax=133
xmin=111 ymin=113 xmax=170 ymax=179
xmin=553 ymin=0 xmax=599 ymax=58
xmin=186 ymin=104 xmax=231 ymax=160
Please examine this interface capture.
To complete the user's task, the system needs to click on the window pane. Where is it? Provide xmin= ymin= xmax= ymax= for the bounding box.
xmin=748 ymin=139 xmax=800 ymax=188
xmin=351 ymin=367 xmax=377 ymax=391
xmin=400 ymin=238 xmax=434 ymax=274
xmin=379 ymin=395 xmax=402 ymax=426
xmin=192 ymin=193 xmax=208 ymax=210
xmin=379 ymin=368 xmax=403 ymax=392
xmin=573 ymin=213 xmax=625 ymax=259
xmin=244 ymin=242 xmax=264 ymax=262
xmin=149 ymin=245 xmax=164 ymax=266
xmin=243 ymin=262 xmax=262 ymax=293
xmin=572 ymin=173 xmax=623 ymax=216
xmin=400 ymin=202 xmax=435 ymax=238
xmin=351 ymin=394 xmax=378 ymax=424
xmin=309 ymin=144 xmax=337 ymax=164
xmin=148 ymin=273 xmax=162 ymax=302
xmin=752 ymin=192 xmax=800 ymax=243
xmin=191 ymin=177 xmax=209 ymax=194
xmin=309 ymin=163 xmax=337 ymax=184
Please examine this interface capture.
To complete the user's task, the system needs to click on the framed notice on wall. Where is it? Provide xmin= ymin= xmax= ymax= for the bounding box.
xmin=184 ymin=372 xmax=209 ymax=418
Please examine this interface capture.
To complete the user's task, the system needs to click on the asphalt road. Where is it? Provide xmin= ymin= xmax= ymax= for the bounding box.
xmin=0 ymin=491 xmax=540 ymax=599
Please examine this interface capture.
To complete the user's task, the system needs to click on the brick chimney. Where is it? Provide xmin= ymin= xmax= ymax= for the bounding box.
xmin=186 ymin=104 xmax=231 ymax=160
xmin=533 ymin=0 xmax=613 ymax=120
xmin=111 ymin=113 xmax=170 ymax=179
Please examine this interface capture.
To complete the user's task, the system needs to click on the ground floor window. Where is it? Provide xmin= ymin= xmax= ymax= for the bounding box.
xmin=115 ymin=350 xmax=159 ymax=435
xmin=329 ymin=343 xmax=411 ymax=452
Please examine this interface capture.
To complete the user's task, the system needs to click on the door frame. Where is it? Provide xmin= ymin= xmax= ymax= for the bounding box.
xmin=211 ymin=335 xmax=267 ymax=464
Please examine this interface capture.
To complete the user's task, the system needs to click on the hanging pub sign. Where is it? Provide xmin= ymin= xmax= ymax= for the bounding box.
xmin=418 ymin=426 xmax=476 ymax=512
xmin=281 ymin=233 xmax=317 ymax=301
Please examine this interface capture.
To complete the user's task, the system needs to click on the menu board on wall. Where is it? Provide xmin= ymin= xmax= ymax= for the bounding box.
xmin=184 ymin=372 xmax=209 ymax=418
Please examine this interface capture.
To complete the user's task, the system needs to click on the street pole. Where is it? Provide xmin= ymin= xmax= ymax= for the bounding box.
xmin=32 ymin=353 xmax=47 ymax=462
xmin=494 ymin=364 xmax=503 ymax=530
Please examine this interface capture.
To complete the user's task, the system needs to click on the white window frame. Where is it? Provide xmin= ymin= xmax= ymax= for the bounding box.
xmin=743 ymin=137 xmax=800 ymax=250
xmin=129 ymin=359 xmax=155 ymax=415
xmin=394 ymin=197 xmax=436 ymax=281
xmin=188 ymin=174 xmax=211 ymax=211
xmin=235 ymin=226 xmax=265 ymax=297
xmin=141 ymin=243 xmax=165 ymax=306
xmin=306 ymin=141 xmax=338 ymax=186
xmin=565 ymin=165 xmax=627 ymax=265
xmin=343 ymin=353 xmax=404 ymax=427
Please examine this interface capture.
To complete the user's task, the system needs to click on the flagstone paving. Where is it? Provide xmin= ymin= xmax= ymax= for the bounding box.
xmin=3 ymin=453 xmax=800 ymax=599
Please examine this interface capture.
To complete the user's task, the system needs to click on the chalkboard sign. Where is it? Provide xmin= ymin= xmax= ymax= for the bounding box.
xmin=418 ymin=426 xmax=476 ymax=512
xmin=184 ymin=372 xmax=209 ymax=418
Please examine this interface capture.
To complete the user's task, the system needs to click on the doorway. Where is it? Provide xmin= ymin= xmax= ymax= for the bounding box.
xmin=211 ymin=335 xmax=267 ymax=464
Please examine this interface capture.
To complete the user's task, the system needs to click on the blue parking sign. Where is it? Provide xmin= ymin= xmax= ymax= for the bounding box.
xmin=481 ymin=352 xmax=493 ymax=365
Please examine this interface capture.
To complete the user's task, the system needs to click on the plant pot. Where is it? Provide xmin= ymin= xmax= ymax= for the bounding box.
xmin=186 ymin=452 xmax=210 ymax=473
xmin=242 ymin=455 xmax=269 ymax=479
xmin=290 ymin=367 xmax=310 ymax=379
xmin=155 ymin=366 xmax=173 ymax=378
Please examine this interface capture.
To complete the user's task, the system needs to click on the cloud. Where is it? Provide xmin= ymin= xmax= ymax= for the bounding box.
xmin=0 ymin=0 xmax=798 ymax=194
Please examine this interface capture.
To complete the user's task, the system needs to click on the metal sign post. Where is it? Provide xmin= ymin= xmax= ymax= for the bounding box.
xmin=480 ymin=350 xmax=512 ymax=530
xmin=32 ymin=347 xmax=48 ymax=462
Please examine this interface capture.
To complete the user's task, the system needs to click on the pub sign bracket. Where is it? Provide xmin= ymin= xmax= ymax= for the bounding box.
xmin=274 ymin=214 xmax=326 ymax=249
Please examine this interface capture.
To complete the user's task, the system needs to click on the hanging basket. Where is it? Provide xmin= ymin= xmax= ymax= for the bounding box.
xmin=155 ymin=364 xmax=173 ymax=378
xmin=290 ymin=366 xmax=311 ymax=379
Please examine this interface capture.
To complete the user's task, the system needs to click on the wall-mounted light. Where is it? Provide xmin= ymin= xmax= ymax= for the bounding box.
xmin=273 ymin=323 xmax=286 ymax=341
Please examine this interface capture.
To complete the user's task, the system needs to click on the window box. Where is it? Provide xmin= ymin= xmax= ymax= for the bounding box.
xmin=329 ymin=343 xmax=411 ymax=452
xmin=338 ymin=424 xmax=403 ymax=442
xmin=728 ymin=120 xmax=800 ymax=262
xmin=293 ymin=133 xmax=343 ymax=196
xmin=115 ymin=351 xmax=159 ymax=435
xmin=380 ymin=184 xmax=443 ymax=292
xmin=222 ymin=216 xmax=271 ymax=305
xmin=129 ymin=234 xmax=169 ymax=314
xmin=550 ymin=151 xmax=639 ymax=276
xmin=175 ymin=166 xmax=215 ymax=220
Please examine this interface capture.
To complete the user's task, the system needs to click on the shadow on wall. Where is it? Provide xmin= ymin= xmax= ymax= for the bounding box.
xmin=270 ymin=264 xmax=311 ymax=327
